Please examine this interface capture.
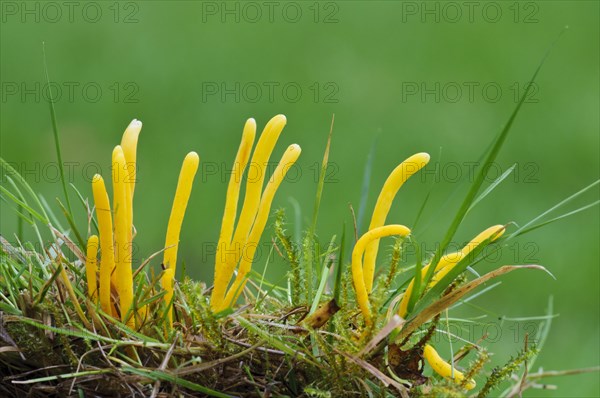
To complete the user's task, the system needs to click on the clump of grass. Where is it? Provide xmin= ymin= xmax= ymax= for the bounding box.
xmin=1 ymin=58 xmax=599 ymax=397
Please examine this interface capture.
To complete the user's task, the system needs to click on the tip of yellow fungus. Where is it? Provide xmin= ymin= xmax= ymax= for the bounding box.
xmin=112 ymin=146 xmax=126 ymax=165
xmin=246 ymin=118 xmax=256 ymax=127
xmin=418 ymin=152 xmax=431 ymax=162
xmin=288 ymin=143 xmax=301 ymax=153
xmin=92 ymin=174 xmax=103 ymax=183
xmin=185 ymin=151 xmax=200 ymax=166
xmin=128 ymin=119 xmax=142 ymax=129
xmin=271 ymin=114 xmax=287 ymax=125
xmin=485 ymin=224 xmax=506 ymax=241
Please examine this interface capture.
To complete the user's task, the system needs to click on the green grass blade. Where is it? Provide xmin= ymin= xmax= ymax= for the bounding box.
xmin=356 ymin=135 xmax=378 ymax=233
xmin=467 ymin=163 xmax=517 ymax=214
xmin=509 ymin=180 xmax=599 ymax=239
xmin=42 ymin=43 xmax=73 ymax=218
xmin=421 ymin=56 xmax=547 ymax=294
xmin=311 ymin=114 xmax=335 ymax=233
xmin=333 ymin=224 xmax=346 ymax=304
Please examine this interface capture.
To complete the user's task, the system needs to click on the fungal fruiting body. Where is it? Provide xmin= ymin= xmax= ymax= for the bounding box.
xmin=351 ymin=225 xmax=412 ymax=326
xmin=349 ymin=152 xmax=430 ymax=327
xmin=113 ymin=145 xmax=135 ymax=327
xmin=210 ymin=115 xmax=301 ymax=312
xmin=362 ymin=152 xmax=430 ymax=293
xmin=423 ymin=344 xmax=476 ymax=390
xmin=162 ymin=151 xmax=200 ymax=327
xmin=84 ymin=235 xmax=99 ymax=303
xmin=211 ymin=119 xmax=256 ymax=311
xmin=397 ymin=224 xmax=506 ymax=318
xmin=88 ymin=120 xmax=198 ymax=330
xmin=161 ymin=268 xmax=175 ymax=326
xmin=221 ymin=143 xmax=302 ymax=308
xmin=91 ymin=174 xmax=116 ymax=315
xmin=120 ymin=119 xmax=142 ymax=200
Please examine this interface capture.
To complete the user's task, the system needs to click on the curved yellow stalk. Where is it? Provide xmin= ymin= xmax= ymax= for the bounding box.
xmin=85 ymin=235 xmax=99 ymax=302
xmin=397 ymin=225 xmax=506 ymax=318
xmin=120 ymin=119 xmax=141 ymax=269
xmin=429 ymin=225 xmax=505 ymax=287
xmin=363 ymin=152 xmax=430 ymax=293
xmin=211 ymin=119 xmax=256 ymax=310
xmin=163 ymin=151 xmax=199 ymax=325
xmin=161 ymin=268 xmax=175 ymax=327
xmin=120 ymin=119 xmax=142 ymax=199
xmin=91 ymin=174 xmax=115 ymax=314
xmin=220 ymin=143 xmax=301 ymax=310
xmin=163 ymin=151 xmax=200 ymax=272
xmin=352 ymin=225 xmax=411 ymax=326
xmin=423 ymin=344 xmax=476 ymax=390
xmin=226 ymin=115 xmax=287 ymax=270
xmin=113 ymin=146 xmax=134 ymax=326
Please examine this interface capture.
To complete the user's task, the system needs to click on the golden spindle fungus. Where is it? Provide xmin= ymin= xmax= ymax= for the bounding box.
xmin=397 ymin=252 xmax=465 ymax=318
xmin=121 ymin=120 xmax=146 ymax=323
xmin=363 ymin=152 xmax=430 ymax=293
xmin=220 ymin=143 xmax=302 ymax=310
xmin=85 ymin=235 xmax=99 ymax=302
xmin=459 ymin=224 xmax=506 ymax=257
xmin=113 ymin=146 xmax=135 ymax=326
xmin=397 ymin=225 xmax=506 ymax=318
xmin=92 ymin=174 xmax=116 ymax=315
xmin=163 ymin=151 xmax=200 ymax=272
xmin=351 ymin=225 xmax=411 ymax=326
xmin=120 ymin=119 xmax=142 ymax=199
xmin=211 ymin=119 xmax=256 ymax=310
xmin=161 ymin=268 xmax=175 ymax=327
xmin=223 ymin=115 xmax=287 ymax=279
xmin=430 ymin=225 xmax=505 ymax=287
xmin=423 ymin=344 xmax=476 ymax=390
xmin=163 ymin=152 xmax=200 ymax=324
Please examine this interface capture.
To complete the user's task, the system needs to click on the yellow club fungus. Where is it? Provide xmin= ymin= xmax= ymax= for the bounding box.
xmin=363 ymin=152 xmax=430 ymax=293
xmin=220 ymin=143 xmax=302 ymax=309
xmin=423 ymin=344 xmax=476 ymax=390
xmin=85 ymin=235 xmax=99 ymax=302
xmin=164 ymin=151 xmax=200 ymax=272
xmin=120 ymin=119 xmax=141 ymax=263
xmin=120 ymin=119 xmax=142 ymax=199
xmin=112 ymin=146 xmax=134 ymax=326
xmin=220 ymin=115 xmax=287 ymax=289
xmin=210 ymin=115 xmax=295 ymax=312
xmin=91 ymin=174 xmax=116 ymax=315
xmin=397 ymin=224 xmax=506 ymax=318
xmin=211 ymin=119 xmax=256 ymax=309
xmin=230 ymin=114 xmax=286 ymax=248
xmin=352 ymin=224 xmax=411 ymax=326
xmin=162 ymin=151 xmax=200 ymax=324
xmin=161 ymin=268 xmax=175 ymax=327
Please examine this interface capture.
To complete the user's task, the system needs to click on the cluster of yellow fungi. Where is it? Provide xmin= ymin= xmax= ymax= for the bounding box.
xmin=83 ymin=115 xmax=501 ymax=390
xmin=351 ymin=151 xmax=505 ymax=390
xmin=210 ymin=115 xmax=301 ymax=312
xmin=84 ymin=115 xmax=299 ymax=330
xmin=85 ymin=119 xmax=199 ymax=329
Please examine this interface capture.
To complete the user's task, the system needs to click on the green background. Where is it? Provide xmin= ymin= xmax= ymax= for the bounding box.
xmin=1 ymin=1 xmax=598 ymax=395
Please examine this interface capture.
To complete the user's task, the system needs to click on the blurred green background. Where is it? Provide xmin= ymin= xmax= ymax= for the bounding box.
xmin=1 ymin=1 xmax=598 ymax=395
